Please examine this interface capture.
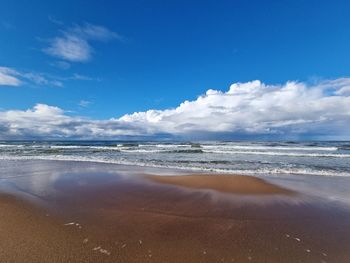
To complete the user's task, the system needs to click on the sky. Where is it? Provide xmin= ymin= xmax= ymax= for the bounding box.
xmin=1 ymin=0 xmax=350 ymax=140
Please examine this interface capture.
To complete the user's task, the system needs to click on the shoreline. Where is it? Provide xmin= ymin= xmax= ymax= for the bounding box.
xmin=2 ymin=155 xmax=350 ymax=178
xmin=1 ymin=159 xmax=350 ymax=262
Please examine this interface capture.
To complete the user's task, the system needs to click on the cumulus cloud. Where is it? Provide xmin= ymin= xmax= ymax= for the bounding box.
xmin=1 ymin=78 xmax=350 ymax=139
xmin=0 ymin=104 xmax=146 ymax=139
xmin=119 ymin=79 xmax=350 ymax=138
xmin=44 ymin=23 xmax=121 ymax=62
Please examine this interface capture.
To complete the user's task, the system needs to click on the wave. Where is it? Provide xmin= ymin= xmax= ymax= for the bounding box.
xmin=50 ymin=145 xmax=85 ymax=149
xmin=1 ymin=155 xmax=349 ymax=177
xmin=0 ymin=143 xmax=341 ymax=152
xmin=201 ymin=145 xmax=338 ymax=151
xmin=0 ymin=144 xmax=26 ymax=148
xmin=1 ymin=146 xmax=348 ymax=157
xmin=167 ymin=149 xmax=203 ymax=153
xmin=139 ymin=144 xmax=187 ymax=148
xmin=338 ymin=145 xmax=350 ymax=151
xmin=118 ymin=143 xmax=139 ymax=147
xmin=49 ymin=145 xmax=121 ymax=151
xmin=202 ymin=150 xmax=350 ymax=158
xmin=117 ymin=149 xmax=204 ymax=153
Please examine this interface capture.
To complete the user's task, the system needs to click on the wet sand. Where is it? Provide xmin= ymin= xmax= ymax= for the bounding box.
xmin=1 ymin=160 xmax=350 ymax=262
xmin=146 ymin=174 xmax=294 ymax=195
xmin=0 ymin=194 xmax=97 ymax=262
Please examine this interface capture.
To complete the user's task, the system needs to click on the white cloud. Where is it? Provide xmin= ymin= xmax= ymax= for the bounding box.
xmin=335 ymin=86 xmax=350 ymax=95
xmin=50 ymin=61 xmax=71 ymax=70
xmin=119 ymin=79 xmax=350 ymax=137
xmin=0 ymin=66 xmax=95 ymax=88
xmin=70 ymin=73 xmax=95 ymax=81
xmin=44 ymin=23 xmax=120 ymax=62
xmin=45 ymin=35 xmax=91 ymax=62
xmin=70 ymin=23 xmax=120 ymax=41
xmin=0 ymin=67 xmax=21 ymax=86
xmin=21 ymin=72 xmax=63 ymax=87
xmin=79 ymin=100 xmax=92 ymax=107
xmin=48 ymin=15 xmax=64 ymax=26
xmin=0 ymin=104 xmax=144 ymax=139
xmin=0 ymin=66 xmax=63 ymax=87
xmin=1 ymin=78 xmax=350 ymax=139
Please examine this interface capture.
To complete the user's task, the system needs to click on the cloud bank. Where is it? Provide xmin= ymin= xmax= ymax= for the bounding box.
xmin=1 ymin=78 xmax=350 ymax=140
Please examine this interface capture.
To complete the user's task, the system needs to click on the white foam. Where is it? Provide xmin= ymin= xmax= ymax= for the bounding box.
xmin=201 ymin=145 xmax=338 ymax=151
xmin=202 ymin=149 xmax=350 ymax=158
xmin=1 ymin=155 xmax=349 ymax=177
xmin=1 ymin=143 xmax=346 ymax=158
xmin=49 ymin=145 xmax=121 ymax=150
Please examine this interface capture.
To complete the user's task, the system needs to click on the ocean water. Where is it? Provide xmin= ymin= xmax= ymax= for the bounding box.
xmin=0 ymin=141 xmax=349 ymax=177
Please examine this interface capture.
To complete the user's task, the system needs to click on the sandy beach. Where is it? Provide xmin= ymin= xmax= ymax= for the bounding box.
xmin=2 ymin=0 xmax=350 ymax=261
xmin=146 ymin=174 xmax=294 ymax=195
xmin=1 ymin=160 xmax=350 ymax=262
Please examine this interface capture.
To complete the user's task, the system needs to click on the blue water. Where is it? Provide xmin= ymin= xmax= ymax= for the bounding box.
xmin=1 ymin=141 xmax=349 ymax=177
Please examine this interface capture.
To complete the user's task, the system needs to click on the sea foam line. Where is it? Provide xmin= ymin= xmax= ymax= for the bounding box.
xmin=0 ymin=155 xmax=349 ymax=177
xmin=201 ymin=145 xmax=338 ymax=151
xmin=203 ymin=150 xmax=350 ymax=158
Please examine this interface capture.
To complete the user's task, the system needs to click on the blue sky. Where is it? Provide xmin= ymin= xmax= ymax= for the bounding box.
xmin=1 ymin=0 xmax=350 ymax=140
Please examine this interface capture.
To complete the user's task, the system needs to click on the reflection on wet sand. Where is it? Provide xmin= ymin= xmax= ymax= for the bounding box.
xmin=1 ymin=160 xmax=350 ymax=262
xmin=145 ymin=174 xmax=295 ymax=195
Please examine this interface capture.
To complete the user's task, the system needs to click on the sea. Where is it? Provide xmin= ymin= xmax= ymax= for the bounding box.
xmin=0 ymin=140 xmax=349 ymax=177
